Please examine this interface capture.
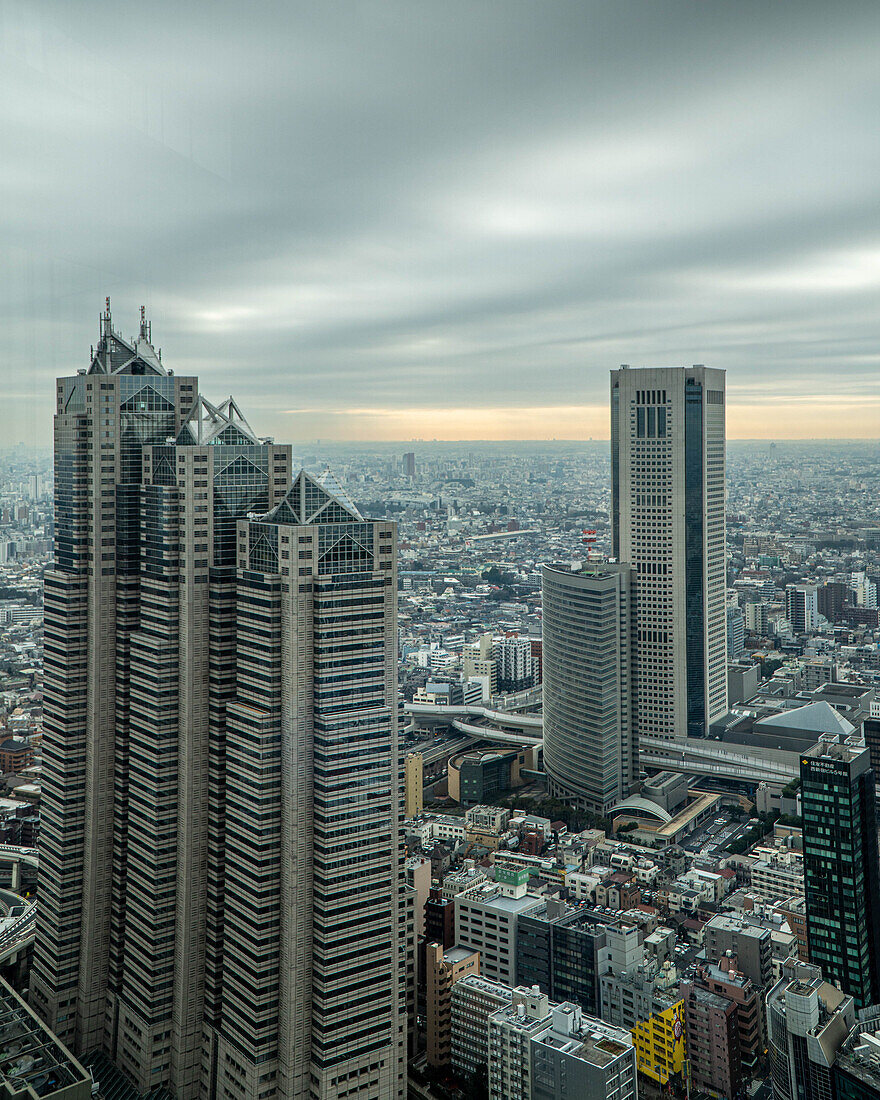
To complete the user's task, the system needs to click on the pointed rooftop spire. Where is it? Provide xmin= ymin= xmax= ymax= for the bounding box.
xmin=176 ymin=393 xmax=261 ymax=446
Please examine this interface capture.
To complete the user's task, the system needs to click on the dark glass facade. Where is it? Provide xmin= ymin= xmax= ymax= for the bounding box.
xmin=515 ymin=908 xmax=607 ymax=1015
xmin=801 ymin=744 xmax=880 ymax=1009
xmin=611 ymin=382 xmax=620 ymax=560
xmin=684 ymin=378 xmax=705 ymax=738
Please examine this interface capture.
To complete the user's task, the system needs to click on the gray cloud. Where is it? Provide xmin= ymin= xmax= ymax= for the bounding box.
xmin=2 ymin=0 xmax=880 ymax=443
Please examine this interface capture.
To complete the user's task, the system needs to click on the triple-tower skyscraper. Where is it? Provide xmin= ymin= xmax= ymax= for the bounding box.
xmin=32 ymin=304 xmax=407 ymax=1099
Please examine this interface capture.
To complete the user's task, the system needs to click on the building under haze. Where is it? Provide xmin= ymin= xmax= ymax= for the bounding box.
xmin=32 ymin=304 xmax=406 ymax=1100
xmin=541 ymin=561 xmax=637 ymax=814
xmin=785 ymin=584 xmax=818 ymax=634
xmin=610 ymin=365 xmax=727 ymax=741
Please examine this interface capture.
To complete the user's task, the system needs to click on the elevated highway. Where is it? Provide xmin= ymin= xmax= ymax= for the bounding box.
xmin=0 ymin=893 xmax=35 ymax=966
xmin=0 ymin=845 xmax=38 ymax=891
xmin=406 ymin=700 xmax=798 ymax=787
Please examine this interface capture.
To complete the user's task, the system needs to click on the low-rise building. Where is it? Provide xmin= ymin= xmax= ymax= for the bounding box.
xmin=750 ymin=851 xmax=804 ymax=902
xmin=530 ymin=1003 xmax=637 ymax=1100
xmin=455 ymin=869 xmax=541 ymax=987
xmin=681 ymin=983 xmax=742 ymax=1100
xmin=704 ymin=911 xmax=774 ymax=992
xmin=631 ymin=998 xmax=687 ymax=1088
xmin=465 ymin=804 xmax=512 ymax=850
xmin=488 ymin=987 xmax=551 ymax=1100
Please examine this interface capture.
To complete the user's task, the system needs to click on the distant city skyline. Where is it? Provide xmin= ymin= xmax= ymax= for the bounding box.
xmin=2 ymin=3 xmax=880 ymax=446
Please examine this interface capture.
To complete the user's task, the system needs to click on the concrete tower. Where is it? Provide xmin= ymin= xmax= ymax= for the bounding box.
xmin=610 ymin=365 xmax=727 ymax=741
xmin=541 ymin=562 xmax=637 ymax=814
xmin=33 ymin=308 xmax=406 ymax=1099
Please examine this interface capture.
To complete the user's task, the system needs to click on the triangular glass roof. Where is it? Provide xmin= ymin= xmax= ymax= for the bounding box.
xmin=258 ymin=469 xmax=363 ymax=527
xmin=87 ymin=304 xmax=168 ymax=376
xmin=175 ymin=394 xmax=260 ymax=446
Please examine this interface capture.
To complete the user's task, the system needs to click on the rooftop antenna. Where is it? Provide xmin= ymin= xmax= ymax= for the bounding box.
xmin=101 ymin=296 xmax=112 ymax=337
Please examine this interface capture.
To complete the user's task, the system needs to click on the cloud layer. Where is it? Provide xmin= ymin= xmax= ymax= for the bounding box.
xmin=3 ymin=1 xmax=880 ymax=443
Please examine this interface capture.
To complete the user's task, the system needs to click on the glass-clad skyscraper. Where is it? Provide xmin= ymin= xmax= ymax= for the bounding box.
xmin=801 ymin=735 xmax=880 ymax=1009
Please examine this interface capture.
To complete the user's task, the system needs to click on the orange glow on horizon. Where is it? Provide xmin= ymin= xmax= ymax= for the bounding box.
xmin=279 ymin=398 xmax=880 ymax=442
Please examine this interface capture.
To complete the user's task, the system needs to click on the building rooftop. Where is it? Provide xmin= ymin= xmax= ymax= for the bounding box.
xmin=443 ymin=946 xmax=478 ymax=965
xmin=758 ymin=701 xmax=855 ymax=736
xmin=836 ymin=1030 xmax=880 ymax=1092
xmin=804 ymin=732 xmax=868 ymax=764
xmin=0 ymin=975 xmax=91 ymax=1098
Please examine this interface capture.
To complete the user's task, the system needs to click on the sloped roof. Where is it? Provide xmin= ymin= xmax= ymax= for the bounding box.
xmin=259 ymin=468 xmax=363 ymax=526
xmin=755 ymin=701 xmax=855 ymax=736
xmin=87 ymin=301 xmax=167 ymax=377
xmin=176 ymin=394 xmax=260 ymax=446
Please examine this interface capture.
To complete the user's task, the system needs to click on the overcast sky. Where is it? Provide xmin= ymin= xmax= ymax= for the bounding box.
xmin=3 ymin=1 xmax=880 ymax=445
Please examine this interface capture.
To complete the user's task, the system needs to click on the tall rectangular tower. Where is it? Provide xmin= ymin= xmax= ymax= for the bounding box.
xmin=218 ymin=470 xmax=407 ymax=1099
xmin=33 ymin=303 xmax=199 ymax=1055
xmin=610 ymin=365 xmax=727 ymax=741
xmin=541 ymin=562 xmax=637 ymax=814
xmin=34 ymin=308 xmax=406 ymax=1100
xmin=801 ymin=735 xmax=880 ymax=1009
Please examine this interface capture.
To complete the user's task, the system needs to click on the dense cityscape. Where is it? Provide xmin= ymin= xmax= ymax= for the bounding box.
xmin=0 ymin=317 xmax=876 ymax=1100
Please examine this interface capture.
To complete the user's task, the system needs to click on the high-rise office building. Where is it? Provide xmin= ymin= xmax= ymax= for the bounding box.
xmin=610 ymin=365 xmax=727 ymax=740
xmin=801 ymin=735 xmax=880 ymax=1009
xmin=785 ymin=584 xmax=818 ymax=634
xmin=33 ymin=306 xmax=406 ymax=1099
xmin=726 ymin=605 xmax=745 ymax=661
xmin=541 ymin=562 xmax=637 ymax=814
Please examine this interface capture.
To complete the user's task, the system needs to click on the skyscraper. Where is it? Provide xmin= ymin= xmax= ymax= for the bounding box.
xmin=33 ymin=306 xmax=406 ymax=1099
xmin=224 ymin=471 xmax=406 ymax=1099
xmin=785 ymin=584 xmax=818 ymax=633
xmin=726 ymin=605 xmax=745 ymax=661
xmin=541 ymin=562 xmax=637 ymax=814
xmin=801 ymin=735 xmax=880 ymax=1009
xmin=610 ymin=365 xmax=727 ymax=741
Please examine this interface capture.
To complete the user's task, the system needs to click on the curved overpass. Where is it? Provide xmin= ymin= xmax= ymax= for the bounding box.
xmin=0 ymin=845 xmax=38 ymax=869
xmin=450 ymin=717 xmax=542 ymax=747
xmin=0 ymin=845 xmax=38 ymax=892
xmin=407 ymin=701 xmax=542 ymax=730
xmin=0 ymin=898 xmax=35 ymax=965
